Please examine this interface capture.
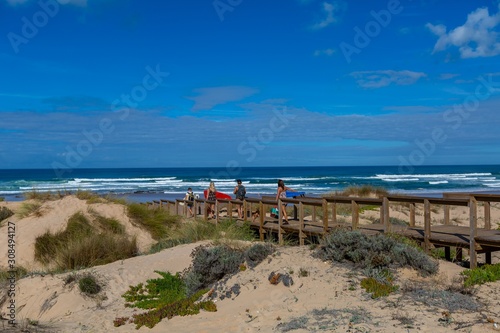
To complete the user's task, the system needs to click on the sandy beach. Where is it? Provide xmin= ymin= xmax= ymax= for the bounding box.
xmin=1 ymin=194 xmax=500 ymax=333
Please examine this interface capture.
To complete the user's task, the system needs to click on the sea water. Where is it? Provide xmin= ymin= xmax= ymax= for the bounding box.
xmin=0 ymin=165 xmax=499 ymax=202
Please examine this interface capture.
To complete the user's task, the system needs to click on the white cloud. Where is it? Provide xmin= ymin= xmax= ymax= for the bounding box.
xmin=311 ymin=2 xmax=338 ymax=30
xmin=426 ymin=5 xmax=500 ymax=58
xmin=187 ymin=86 xmax=259 ymax=111
xmin=314 ymin=48 xmax=335 ymax=56
xmin=350 ymin=70 xmax=427 ymax=88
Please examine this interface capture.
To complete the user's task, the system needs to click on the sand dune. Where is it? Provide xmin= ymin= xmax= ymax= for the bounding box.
xmin=1 ymin=196 xmax=500 ymax=332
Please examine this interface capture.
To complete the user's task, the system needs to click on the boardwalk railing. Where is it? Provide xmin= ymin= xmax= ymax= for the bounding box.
xmin=147 ymin=193 xmax=500 ymax=268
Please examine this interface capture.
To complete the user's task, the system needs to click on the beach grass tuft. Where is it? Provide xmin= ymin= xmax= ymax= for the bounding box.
xmin=17 ymin=201 xmax=43 ymax=218
xmin=326 ymin=185 xmax=389 ymax=198
xmin=126 ymin=203 xmax=180 ymax=240
xmin=34 ymin=212 xmax=137 ymax=270
xmin=78 ymin=273 xmax=102 ymax=295
xmin=0 ymin=206 xmax=14 ymax=223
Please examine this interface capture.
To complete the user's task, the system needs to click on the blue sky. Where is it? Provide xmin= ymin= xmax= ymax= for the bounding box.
xmin=1 ymin=0 xmax=500 ymax=172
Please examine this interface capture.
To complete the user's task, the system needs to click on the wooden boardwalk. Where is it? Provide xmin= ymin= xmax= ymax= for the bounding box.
xmin=150 ymin=193 xmax=500 ymax=268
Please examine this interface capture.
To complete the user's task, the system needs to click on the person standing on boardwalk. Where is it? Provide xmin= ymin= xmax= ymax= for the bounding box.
xmin=233 ymin=179 xmax=246 ymax=219
xmin=184 ymin=187 xmax=195 ymax=217
xmin=206 ymin=181 xmax=217 ymax=219
xmin=276 ymin=179 xmax=295 ymax=224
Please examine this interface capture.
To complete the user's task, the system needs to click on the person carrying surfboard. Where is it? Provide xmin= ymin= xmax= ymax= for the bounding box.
xmin=276 ymin=179 xmax=295 ymax=224
xmin=233 ymin=179 xmax=246 ymax=219
xmin=206 ymin=181 xmax=217 ymax=219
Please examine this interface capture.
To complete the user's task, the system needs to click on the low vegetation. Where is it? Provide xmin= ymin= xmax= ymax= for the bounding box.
xmin=461 ymin=263 xmax=500 ymax=287
xmin=17 ymin=201 xmax=43 ymax=218
xmin=277 ymin=307 xmax=371 ymax=332
xmin=126 ymin=203 xmax=180 ymax=240
xmin=24 ymin=190 xmax=68 ymax=201
xmin=328 ymin=185 xmax=389 ymax=198
xmin=0 ymin=206 xmax=14 ymax=222
xmin=149 ymin=219 xmax=256 ymax=253
xmin=78 ymin=273 xmax=102 ymax=295
xmin=34 ymin=212 xmax=137 ymax=270
xmin=115 ymin=243 xmax=275 ymax=329
xmin=314 ymin=229 xmax=438 ymax=299
xmin=314 ymin=229 xmax=438 ymax=277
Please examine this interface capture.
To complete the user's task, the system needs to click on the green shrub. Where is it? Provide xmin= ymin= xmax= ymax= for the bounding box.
xmin=361 ymin=276 xmax=398 ymax=298
xmin=123 ymin=271 xmax=186 ymax=309
xmin=245 ymin=243 xmax=274 ymax=268
xmin=120 ymin=271 xmax=216 ymax=329
xmin=183 ymin=245 xmax=245 ymax=296
xmin=462 ymin=263 xmax=500 ymax=287
xmin=79 ymin=274 xmax=101 ymax=295
xmin=314 ymin=229 xmax=438 ymax=276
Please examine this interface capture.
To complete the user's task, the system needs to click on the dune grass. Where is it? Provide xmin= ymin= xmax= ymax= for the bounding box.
xmin=149 ymin=219 xmax=257 ymax=253
xmin=126 ymin=203 xmax=181 ymax=240
xmin=325 ymin=185 xmax=389 ymax=198
xmin=34 ymin=211 xmax=137 ymax=270
xmin=0 ymin=206 xmax=14 ymax=223
xmin=17 ymin=201 xmax=43 ymax=218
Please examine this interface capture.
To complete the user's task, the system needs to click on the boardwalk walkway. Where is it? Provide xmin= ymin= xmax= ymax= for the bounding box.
xmin=150 ymin=193 xmax=500 ymax=268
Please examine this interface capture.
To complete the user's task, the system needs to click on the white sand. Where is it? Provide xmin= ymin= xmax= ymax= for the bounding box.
xmin=1 ymin=196 xmax=500 ymax=333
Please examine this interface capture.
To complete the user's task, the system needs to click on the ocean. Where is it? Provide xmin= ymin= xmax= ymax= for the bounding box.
xmin=1 ymin=165 xmax=499 ymax=202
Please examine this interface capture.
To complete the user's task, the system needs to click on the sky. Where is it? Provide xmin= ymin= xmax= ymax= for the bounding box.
xmin=1 ymin=0 xmax=500 ymax=172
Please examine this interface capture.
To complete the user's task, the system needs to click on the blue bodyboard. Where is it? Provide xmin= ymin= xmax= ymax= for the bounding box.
xmin=286 ymin=191 xmax=305 ymax=198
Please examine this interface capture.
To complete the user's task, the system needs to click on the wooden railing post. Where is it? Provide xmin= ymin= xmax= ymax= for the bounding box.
xmin=351 ymin=200 xmax=359 ymax=230
xmin=444 ymin=205 xmax=450 ymax=225
xmin=469 ymin=197 xmax=478 ymax=269
xmin=484 ymin=201 xmax=491 ymax=229
xmin=409 ymin=203 xmax=415 ymax=227
xmin=424 ymin=199 xmax=431 ymax=253
xmin=299 ymin=202 xmax=305 ymax=246
xmin=278 ymin=198 xmax=283 ymax=245
xmin=243 ymin=200 xmax=247 ymax=222
xmin=322 ymin=198 xmax=328 ymax=234
xmin=259 ymin=201 xmax=264 ymax=241
xmin=215 ymin=200 xmax=219 ymax=224
xmin=228 ymin=201 xmax=233 ymax=220
xmin=383 ymin=197 xmax=390 ymax=233
xmin=331 ymin=202 xmax=337 ymax=224
xmin=203 ymin=200 xmax=208 ymax=221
